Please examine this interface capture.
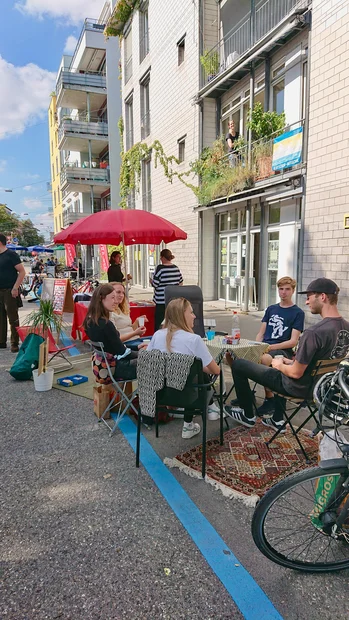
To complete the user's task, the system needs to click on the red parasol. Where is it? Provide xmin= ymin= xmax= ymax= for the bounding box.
xmin=53 ymin=209 xmax=187 ymax=246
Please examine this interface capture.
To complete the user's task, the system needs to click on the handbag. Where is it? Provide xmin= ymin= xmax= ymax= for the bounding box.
xmin=92 ymin=351 xmax=116 ymax=385
xmin=10 ymin=333 xmax=45 ymax=380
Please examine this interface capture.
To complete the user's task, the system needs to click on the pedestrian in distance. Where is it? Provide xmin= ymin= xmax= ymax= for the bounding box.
xmin=0 ymin=232 xmax=26 ymax=352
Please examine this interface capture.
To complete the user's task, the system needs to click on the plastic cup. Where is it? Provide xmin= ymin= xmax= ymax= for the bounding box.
xmin=274 ymin=355 xmax=284 ymax=359
xmin=206 ymin=330 xmax=215 ymax=341
xmin=138 ymin=316 xmax=145 ymax=327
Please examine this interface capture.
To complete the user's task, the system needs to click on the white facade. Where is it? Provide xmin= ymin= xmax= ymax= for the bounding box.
xmin=120 ymin=0 xmax=201 ymax=288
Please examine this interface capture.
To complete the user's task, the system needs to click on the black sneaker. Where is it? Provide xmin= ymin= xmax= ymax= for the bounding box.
xmin=230 ymin=397 xmax=239 ymax=406
xmin=257 ymin=397 xmax=275 ymax=417
xmin=262 ymin=417 xmax=286 ymax=433
xmin=225 ymin=406 xmax=256 ymax=428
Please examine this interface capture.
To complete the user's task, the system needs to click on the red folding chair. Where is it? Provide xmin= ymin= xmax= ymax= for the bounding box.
xmin=17 ymin=326 xmax=74 ymax=372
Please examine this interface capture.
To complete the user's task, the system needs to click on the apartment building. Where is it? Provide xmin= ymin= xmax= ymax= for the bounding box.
xmin=114 ymin=0 xmax=202 ymax=287
xmin=49 ymin=1 xmax=121 ymax=270
xmin=303 ymin=0 xmax=349 ymax=314
xmin=48 ymin=95 xmax=63 ymax=234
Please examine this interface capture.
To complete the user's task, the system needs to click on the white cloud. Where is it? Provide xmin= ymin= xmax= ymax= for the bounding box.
xmin=23 ymin=198 xmax=44 ymax=210
xmin=0 ymin=56 xmax=56 ymax=140
xmin=0 ymin=159 xmax=7 ymax=173
xmin=64 ymin=35 xmax=78 ymax=54
xmin=16 ymin=0 xmax=106 ymax=24
xmin=25 ymin=173 xmax=40 ymax=180
xmin=23 ymin=185 xmax=34 ymax=191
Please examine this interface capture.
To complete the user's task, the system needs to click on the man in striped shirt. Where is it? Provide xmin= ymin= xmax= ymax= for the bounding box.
xmin=151 ymin=249 xmax=183 ymax=330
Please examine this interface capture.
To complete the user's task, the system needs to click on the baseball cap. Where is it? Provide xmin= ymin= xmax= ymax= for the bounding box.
xmin=298 ymin=278 xmax=339 ymax=295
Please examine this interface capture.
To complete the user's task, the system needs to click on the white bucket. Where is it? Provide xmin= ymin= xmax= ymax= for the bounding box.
xmin=32 ymin=367 xmax=54 ymax=391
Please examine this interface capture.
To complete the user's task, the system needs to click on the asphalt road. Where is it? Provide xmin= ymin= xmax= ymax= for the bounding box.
xmin=0 ymin=300 xmax=348 ymax=619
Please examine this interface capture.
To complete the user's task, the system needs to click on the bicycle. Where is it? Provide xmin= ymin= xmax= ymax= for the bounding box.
xmin=22 ymin=271 xmax=54 ymax=300
xmin=70 ymin=275 xmax=100 ymax=296
xmin=251 ymin=359 xmax=349 ymax=572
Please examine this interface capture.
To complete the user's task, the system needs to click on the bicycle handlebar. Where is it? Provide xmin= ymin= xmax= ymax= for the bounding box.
xmin=338 ymin=369 xmax=349 ymax=400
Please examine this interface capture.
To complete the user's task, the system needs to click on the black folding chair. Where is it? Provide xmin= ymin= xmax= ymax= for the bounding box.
xmin=136 ymin=356 xmax=224 ymax=478
xmin=266 ymin=357 xmax=346 ymax=462
xmin=165 ymin=285 xmax=205 ymax=337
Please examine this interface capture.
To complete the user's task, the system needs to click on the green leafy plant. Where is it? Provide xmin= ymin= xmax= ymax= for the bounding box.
xmin=25 ymin=298 xmax=63 ymax=339
xmin=200 ymin=49 xmax=219 ymax=77
xmin=105 ymin=0 xmax=141 ymax=37
xmin=247 ymin=102 xmax=285 ymax=141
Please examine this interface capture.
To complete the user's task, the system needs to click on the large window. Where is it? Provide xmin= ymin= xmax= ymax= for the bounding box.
xmin=125 ymin=94 xmax=134 ymax=150
xmin=140 ymin=72 xmax=150 ymax=139
xmin=124 ymin=30 xmax=132 ymax=84
xmin=272 ymin=79 xmax=285 ymax=114
xmin=139 ymin=6 xmax=149 ymax=62
xmin=142 ymin=158 xmax=151 ymax=211
xmin=221 ymin=78 xmax=264 ymax=139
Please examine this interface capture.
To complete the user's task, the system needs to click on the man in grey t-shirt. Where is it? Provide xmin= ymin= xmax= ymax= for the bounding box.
xmin=226 ymin=278 xmax=349 ymax=431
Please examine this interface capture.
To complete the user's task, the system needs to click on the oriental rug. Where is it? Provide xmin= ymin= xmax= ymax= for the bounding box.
xmin=164 ymin=420 xmax=318 ymax=506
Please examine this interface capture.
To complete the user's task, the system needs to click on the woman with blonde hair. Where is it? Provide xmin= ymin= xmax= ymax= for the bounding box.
xmin=109 ymin=281 xmax=147 ymax=343
xmin=147 ymin=298 xmax=221 ymax=438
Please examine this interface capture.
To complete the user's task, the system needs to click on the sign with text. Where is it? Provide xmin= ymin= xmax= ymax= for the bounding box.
xmin=65 ymin=244 xmax=76 ymax=267
xmin=272 ymin=126 xmax=303 ymax=171
xmin=41 ymin=278 xmax=74 ymax=314
xmin=100 ymin=244 xmax=109 ymax=273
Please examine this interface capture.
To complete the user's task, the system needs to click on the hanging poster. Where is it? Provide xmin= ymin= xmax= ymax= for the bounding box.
xmin=272 ymin=127 xmax=303 ymax=171
xmin=65 ymin=244 xmax=76 ymax=267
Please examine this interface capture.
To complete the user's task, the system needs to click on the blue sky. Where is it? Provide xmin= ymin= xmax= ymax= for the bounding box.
xmin=0 ymin=0 xmax=105 ymax=239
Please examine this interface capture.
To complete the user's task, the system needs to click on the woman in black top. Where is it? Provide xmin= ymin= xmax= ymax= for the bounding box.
xmin=83 ymin=283 xmax=137 ymax=380
xmin=107 ymin=250 xmax=128 ymax=283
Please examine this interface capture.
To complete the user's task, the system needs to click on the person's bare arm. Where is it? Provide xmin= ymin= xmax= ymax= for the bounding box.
xmin=227 ymin=138 xmax=234 ymax=150
xmin=203 ymin=359 xmax=220 ymax=375
xmin=256 ymin=322 xmax=267 ymax=342
xmin=119 ymin=326 xmax=146 ymax=342
xmin=12 ymin=263 xmax=26 ymax=297
xmin=271 ymin=357 xmax=307 ymax=379
xmin=268 ymin=328 xmax=301 ymax=351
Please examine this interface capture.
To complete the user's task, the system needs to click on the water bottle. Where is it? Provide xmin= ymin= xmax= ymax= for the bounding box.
xmin=231 ymin=311 xmax=241 ymax=344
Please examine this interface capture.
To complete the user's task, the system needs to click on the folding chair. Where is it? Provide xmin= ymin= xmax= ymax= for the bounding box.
xmin=165 ymin=285 xmax=205 ymax=337
xmin=266 ymin=357 xmax=346 ymax=462
xmin=17 ymin=326 xmax=74 ymax=372
xmin=136 ymin=355 xmax=224 ymax=478
xmin=89 ymin=341 xmax=139 ymax=436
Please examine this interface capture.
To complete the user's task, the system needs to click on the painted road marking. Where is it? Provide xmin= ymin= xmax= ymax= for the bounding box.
xmin=117 ymin=415 xmax=284 ymax=620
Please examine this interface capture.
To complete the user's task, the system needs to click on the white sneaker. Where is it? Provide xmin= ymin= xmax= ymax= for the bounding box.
xmin=182 ymin=422 xmax=201 ymax=439
xmin=207 ymin=401 xmax=227 ymax=421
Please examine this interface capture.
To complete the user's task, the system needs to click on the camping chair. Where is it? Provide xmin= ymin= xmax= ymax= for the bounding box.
xmin=266 ymin=357 xmax=346 ymax=462
xmin=89 ymin=341 xmax=139 ymax=436
xmin=136 ymin=354 xmax=224 ymax=478
xmin=165 ymin=285 xmax=205 ymax=337
xmin=17 ymin=326 xmax=74 ymax=372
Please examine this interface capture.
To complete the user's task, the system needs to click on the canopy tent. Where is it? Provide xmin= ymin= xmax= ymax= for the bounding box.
xmin=27 ymin=245 xmax=54 ymax=253
xmin=6 ymin=244 xmax=28 ymax=251
xmin=53 ymin=245 xmax=65 ymax=251
xmin=54 ymin=209 xmax=187 ymax=246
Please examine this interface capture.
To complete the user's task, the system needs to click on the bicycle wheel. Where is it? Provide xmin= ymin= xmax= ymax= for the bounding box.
xmin=251 ymin=465 xmax=349 ymax=572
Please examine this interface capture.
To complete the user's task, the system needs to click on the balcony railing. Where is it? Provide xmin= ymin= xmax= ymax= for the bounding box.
xmin=56 ymin=69 xmax=106 ymax=95
xmin=71 ymin=18 xmax=106 ymax=67
xmin=58 ymin=119 xmax=108 ymax=143
xmin=141 ymin=112 xmax=151 ymax=139
xmin=61 ymin=165 xmax=109 ymax=187
xmin=202 ymin=0 xmax=309 ymax=86
xmin=124 ymin=56 xmax=133 ymax=84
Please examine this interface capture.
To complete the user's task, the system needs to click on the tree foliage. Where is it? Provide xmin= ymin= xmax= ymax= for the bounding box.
xmin=0 ymin=206 xmax=45 ymax=246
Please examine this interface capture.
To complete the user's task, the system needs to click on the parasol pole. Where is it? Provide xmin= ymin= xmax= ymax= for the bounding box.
xmin=123 ymin=232 xmax=129 ymax=298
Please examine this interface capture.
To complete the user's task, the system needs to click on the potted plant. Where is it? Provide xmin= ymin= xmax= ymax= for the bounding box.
xmin=247 ymin=102 xmax=285 ymax=178
xmin=24 ymin=298 xmax=63 ymax=391
xmin=200 ymin=50 xmax=219 ymax=81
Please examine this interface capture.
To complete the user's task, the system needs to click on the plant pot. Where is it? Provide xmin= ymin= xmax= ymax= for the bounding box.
xmin=32 ymin=367 xmax=54 ymax=392
xmin=257 ymin=155 xmax=273 ymax=179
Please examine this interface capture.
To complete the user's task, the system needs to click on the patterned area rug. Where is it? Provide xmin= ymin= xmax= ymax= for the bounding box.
xmin=165 ymin=420 xmax=318 ymax=506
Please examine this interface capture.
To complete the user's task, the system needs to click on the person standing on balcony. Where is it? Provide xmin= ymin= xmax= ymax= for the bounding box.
xmin=151 ymin=249 xmax=183 ymax=331
xmin=225 ymin=120 xmax=239 ymax=166
xmin=0 ymin=232 xmax=26 ymax=352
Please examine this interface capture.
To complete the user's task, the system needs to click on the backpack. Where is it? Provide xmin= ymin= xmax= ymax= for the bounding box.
xmin=10 ymin=333 xmax=45 ymax=381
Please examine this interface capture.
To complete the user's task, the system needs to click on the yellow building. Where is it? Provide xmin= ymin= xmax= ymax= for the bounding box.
xmin=48 ymin=94 xmax=63 ymax=234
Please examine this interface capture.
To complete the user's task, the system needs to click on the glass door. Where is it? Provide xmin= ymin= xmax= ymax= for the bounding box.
xmin=219 ymin=237 xmax=228 ymax=299
xmin=228 ymin=236 xmax=238 ymax=303
xmin=267 ymin=231 xmax=279 ymax=305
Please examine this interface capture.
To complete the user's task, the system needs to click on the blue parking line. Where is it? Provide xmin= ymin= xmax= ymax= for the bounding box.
xmin=117 ymin=415 xmax=284 ymax=620
xmin=59 ymin=330 xmax=80 ymax=356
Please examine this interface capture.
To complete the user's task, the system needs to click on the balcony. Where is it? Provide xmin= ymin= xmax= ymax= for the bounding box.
xmin=71 ymin=18 xmax=106 ymax=72
xmin=58 ymin=117 xmax=108 ymax=153
xmin=61 ymin=165 xmax=109 ymax=196
xmin=200 ymin=0 xmax=310 ymax=96
xmin=56 ymin=69 xmax=106 ymax=109
xmin=63 ymin=210 xmax=88 ymax=228
xmin=197 ymin=119 xmax=305 ymax=207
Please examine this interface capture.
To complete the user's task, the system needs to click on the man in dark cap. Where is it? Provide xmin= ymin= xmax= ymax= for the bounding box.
xmin=226 ymin=278 xmax=349 ymax=430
